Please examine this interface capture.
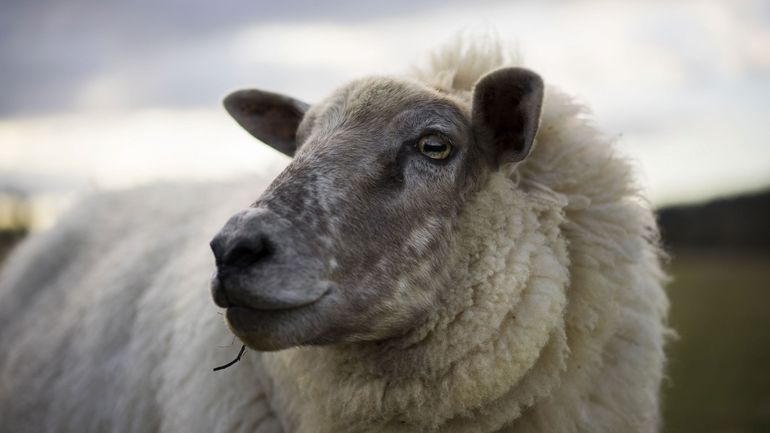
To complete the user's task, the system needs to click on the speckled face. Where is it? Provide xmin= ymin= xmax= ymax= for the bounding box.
xmin=211 ymin=69 xmax=544 ymax=350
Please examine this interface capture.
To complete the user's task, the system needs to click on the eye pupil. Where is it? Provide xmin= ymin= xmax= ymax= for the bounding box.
xmin=417 ymin=135 xmax=452 ymax=160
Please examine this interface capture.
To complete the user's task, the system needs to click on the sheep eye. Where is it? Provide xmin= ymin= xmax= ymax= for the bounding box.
xmin=417 ymin=135 xmax=451 ymax=160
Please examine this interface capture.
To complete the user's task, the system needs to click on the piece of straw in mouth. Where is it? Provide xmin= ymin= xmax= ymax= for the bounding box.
xmin=213 ymin=345 xmax=246 ymax=372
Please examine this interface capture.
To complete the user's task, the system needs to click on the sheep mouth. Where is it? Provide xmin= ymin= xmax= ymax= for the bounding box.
xmin=233 ymin=283 xmax=331 ymax=311
xmin=228 ymin=284 xmax=330 ymax=312
xmin=223 ymin=287 xmax=333 ymax=351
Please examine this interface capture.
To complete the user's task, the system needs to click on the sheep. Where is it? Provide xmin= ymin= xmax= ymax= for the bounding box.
xmin=0 ymin=36 xmax=669 ymax=433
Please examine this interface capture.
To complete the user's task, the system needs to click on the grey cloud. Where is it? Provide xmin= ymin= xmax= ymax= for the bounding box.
xmin=0 ymin=0 xmax=471 ymax=117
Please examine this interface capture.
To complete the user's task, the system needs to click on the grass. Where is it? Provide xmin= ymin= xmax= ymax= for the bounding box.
xmin=663 ymin=249 xmax=770 ymax=433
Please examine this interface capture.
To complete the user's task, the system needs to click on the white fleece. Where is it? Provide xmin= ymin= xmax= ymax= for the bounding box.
xmin=0 ymin=36 xmax=668 ymax=433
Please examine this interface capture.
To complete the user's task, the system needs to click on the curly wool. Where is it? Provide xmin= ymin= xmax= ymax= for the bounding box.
xmin=257 ymin=36 xmax=669 ymax=433
xmin=0 ymin=37 xmax=668 ymax=433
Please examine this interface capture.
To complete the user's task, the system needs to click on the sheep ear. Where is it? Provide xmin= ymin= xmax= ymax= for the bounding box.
xmin=223 ymin=89 xmax=310 ymax=157
xmin=471 ymin=67 xmax=544 ymax=166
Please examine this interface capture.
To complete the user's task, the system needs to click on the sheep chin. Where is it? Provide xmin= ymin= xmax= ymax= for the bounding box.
xmin=224 ymin=292 xmax=332 ymax=352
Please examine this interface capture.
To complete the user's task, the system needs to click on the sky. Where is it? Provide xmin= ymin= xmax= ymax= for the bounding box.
xmin=1 ymin=0 xmax=769 ymax=224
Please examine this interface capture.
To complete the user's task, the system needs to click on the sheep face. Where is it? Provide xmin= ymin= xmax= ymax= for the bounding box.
xmin=211 ymin=68 xmax=544 ymax=351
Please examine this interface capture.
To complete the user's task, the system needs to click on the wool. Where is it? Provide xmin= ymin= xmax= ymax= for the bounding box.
xmin=0 ymin=36 xmax=668 ymax=433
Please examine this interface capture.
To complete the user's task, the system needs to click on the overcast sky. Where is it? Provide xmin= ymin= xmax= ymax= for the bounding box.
xmin=1 ymin=0 xmax=769 ymax=209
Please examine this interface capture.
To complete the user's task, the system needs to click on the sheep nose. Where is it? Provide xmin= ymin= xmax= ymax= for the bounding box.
xmin=210 ymin=207 xmax=330 ymax=312
xmin=210 ymin=232 xmax=274 ymax=308
xmin=209 ymin=209 xmax=277 ymax=309
xmin=210 ymin=234 xmax=271 ymax=271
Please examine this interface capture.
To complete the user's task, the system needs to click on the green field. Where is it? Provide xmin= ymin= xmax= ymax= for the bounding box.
xmin=663 ymin=249 xmax=770 ymax=433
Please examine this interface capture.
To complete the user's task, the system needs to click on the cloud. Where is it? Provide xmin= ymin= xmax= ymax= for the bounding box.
xmin=0 ymin=108 xmax=290 ymax=190
xmin=0 ymin=0 xmax=471 ymax=116
xmin=1 ymin=0 xmax=769 ymax=207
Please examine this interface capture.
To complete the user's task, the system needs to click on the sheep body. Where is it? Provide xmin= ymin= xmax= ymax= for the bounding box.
xmin=0 ymin=39 xmax=668 ymax=433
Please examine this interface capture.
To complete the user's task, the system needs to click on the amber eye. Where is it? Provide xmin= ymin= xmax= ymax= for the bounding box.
xmin=417 ymin=135 xmax=451 ymax=160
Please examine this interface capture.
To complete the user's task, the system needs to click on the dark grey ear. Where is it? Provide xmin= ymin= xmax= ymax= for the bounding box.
xmin=471 ymin=67 xmax=544 ymax=166
xmin=223 ymin=89 xmax=310 ymax=157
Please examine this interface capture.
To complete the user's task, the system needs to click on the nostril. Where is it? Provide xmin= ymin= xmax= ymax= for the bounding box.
xmin=210 ymin=273 xmax=231 ymax=308
xmin=210 ymin=237 xmax=226 ymax=266
xmin=224 ymin=236 xmax=272 ymax=269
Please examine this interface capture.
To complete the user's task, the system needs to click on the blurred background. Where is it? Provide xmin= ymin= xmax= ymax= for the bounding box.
xmin=1 ymin=0 xmax=768 ymax=431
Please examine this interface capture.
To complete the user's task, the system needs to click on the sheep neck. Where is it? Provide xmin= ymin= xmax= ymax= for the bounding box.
xmin=262 ymin=173 xmax=572 ymax=433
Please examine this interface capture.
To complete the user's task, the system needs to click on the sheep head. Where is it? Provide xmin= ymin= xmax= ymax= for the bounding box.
xmin=210 ymin=68 xmax=544 ymax=351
